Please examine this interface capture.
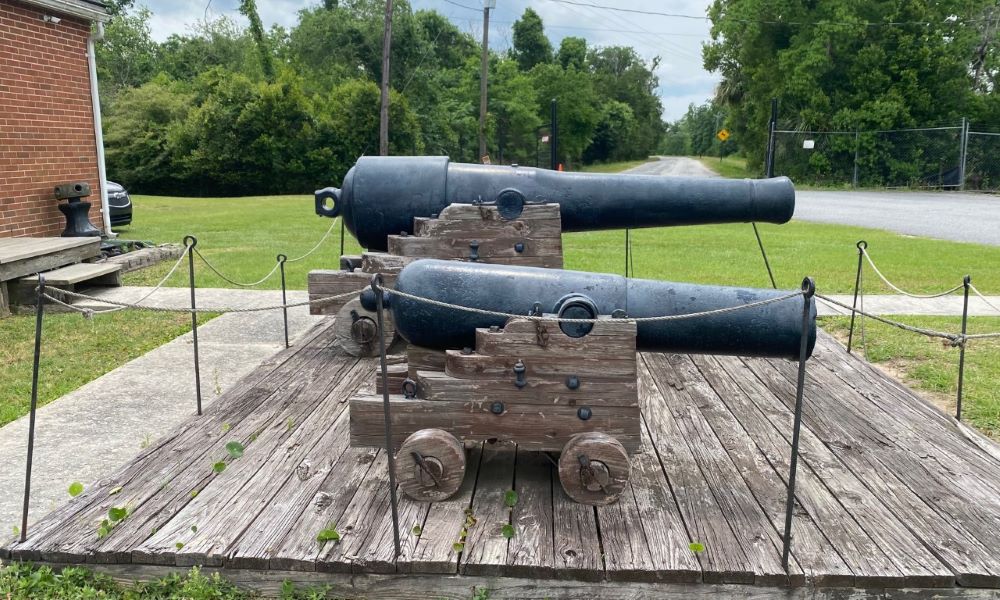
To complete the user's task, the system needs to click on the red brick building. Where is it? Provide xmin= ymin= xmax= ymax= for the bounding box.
xmin=0 ymin=0 xmax=109 ymax=238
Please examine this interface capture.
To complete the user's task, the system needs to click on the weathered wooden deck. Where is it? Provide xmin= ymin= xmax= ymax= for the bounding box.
xmin=6 ymin=316 xmax=1000 ymax=598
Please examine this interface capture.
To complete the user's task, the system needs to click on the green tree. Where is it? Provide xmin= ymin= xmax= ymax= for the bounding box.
xmin=96 ymin=7 xmax=159 ymax=97
xmin=104 ymin=76 xmax=194 ymax=193
xmin=704 ymin=0 xmax=987 ymax=174
xmin=238 ymin=0 xmax=276 ymax=80
xmin=557 ymin=36 xmax=586 ymax=70
xmin=512 ymin=8 xmax=553 ymax=71
xmin=529 ymin=63 xmax=599 ymax=166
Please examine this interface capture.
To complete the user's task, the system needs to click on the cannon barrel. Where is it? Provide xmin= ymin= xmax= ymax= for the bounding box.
xmin=317 ymin=156 xmax=796 ymax=251
xmin=362 ymin=259 xmax=816 ymax=360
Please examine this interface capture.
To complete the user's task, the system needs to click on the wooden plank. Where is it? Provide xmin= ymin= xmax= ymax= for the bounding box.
xmin=644 ymin=352 xmax=799 ymax=586
xmin=434 ymin=203 xmax=561 ymax=222
xmin=550 ymin=466 xmax=603 ymax=582
xmin=637 ymin=357 xmax=755 ymax=585
xmin=444 ymin=352 xmax=636 ymax=378
xmin=9 ymin=320 xmax=340 ymax=560
xmin=149 ymin=358 xmax=371 ymax=567
xmin=402 ymin=445 xmax=483 ymax=574
xmin=417 ymin=370 xmax=637 ymax=407
xmin=0 ymin=240 xmax=101 ymax=281
xmin=702 ymin=353 xmax=954 ymax=588
xmin=129 ymin=356 xmax=368 ymax=566
xmin=21 ymin=564 xmax=1000 ymax=599
xmin=460 ymin=446 xmax=516 ymax=575
xmin=414 ymin=216 xmax=562 ymax=240
xmin=667 ymin=354 xmax=857 ymax=586
xmin=361 ymin=253 xmax=414 ymax=274
xmin=306 ymin=270 xmax=373 ymax=316
xmin=406 ymin=345 xmax=446 ymax=375
xmin=375 ymin=363 xmax=409 ymax=395
xmin=741 ymin=354 xmax=1000 ymax=587
xmin=16 ymin=331 xmax=343 ymax=564
xmin=386 ymin=234 xmax=562 ymax=259
xmin=347 ymin=476 xmax=431 ymax=574
xmin=350 ymin=395 xmax=641 ymax=453
xmin=621 ymin=420 xmax=702 ymax=583
xmin=593 ymin=465 xmax=658 ymax=582
xmin=505 ymin=450 xmax=555 ymax=578
xmin=0 ymin=237 xmax=98 ymax=264
xmin=227 ymin=412 xmax=379 ymax=569
xmin=20 ymin=261 xmax=120 ymax=285
xmin=313 ymin=449 xmax=393 ymax=572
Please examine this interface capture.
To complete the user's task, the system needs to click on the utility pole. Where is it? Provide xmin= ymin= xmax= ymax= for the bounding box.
xmin=478 ymin=0 xmax=495 ymax=163
xmin=379 ymin=0 xmax=393 ymax=156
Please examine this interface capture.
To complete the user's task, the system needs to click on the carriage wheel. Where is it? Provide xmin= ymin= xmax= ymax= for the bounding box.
xmin=558 ymin=432 xmax=630 ymax=505
xmin=334 ymin=298 xmax=394 ymax=357
xmin=396 ymin=429 xmax=466 ymax=502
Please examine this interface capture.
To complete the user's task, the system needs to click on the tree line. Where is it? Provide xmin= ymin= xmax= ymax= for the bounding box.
xmin=699 ymin=0 xmax=1000 ymax=177
xmin=97 ymin=1 xmax=666 ymax=196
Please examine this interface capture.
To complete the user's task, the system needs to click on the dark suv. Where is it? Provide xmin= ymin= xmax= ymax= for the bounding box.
xmin=107 ymin=181 xmax=133 ymax=227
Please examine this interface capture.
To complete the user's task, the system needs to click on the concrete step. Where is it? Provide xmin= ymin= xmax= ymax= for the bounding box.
xmin=16 ymin=262 xmax=122 ymax=307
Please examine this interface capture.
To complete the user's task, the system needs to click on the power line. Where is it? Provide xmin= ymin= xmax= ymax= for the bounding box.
xmin=541 ymin=0 xmax=989 ymax=27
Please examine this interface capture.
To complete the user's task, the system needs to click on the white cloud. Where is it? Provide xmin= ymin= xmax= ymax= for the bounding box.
xmin=141 ymin=0 xmax=717 ymax=120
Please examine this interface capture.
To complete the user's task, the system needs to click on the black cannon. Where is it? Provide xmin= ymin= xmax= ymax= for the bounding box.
xmin=316 ymin=156 xmax=796 ymax=251
xmin=349 ymin=259 xmax=815 ymax=505
xmin=363 ymin=259 xmax=816 ymax=360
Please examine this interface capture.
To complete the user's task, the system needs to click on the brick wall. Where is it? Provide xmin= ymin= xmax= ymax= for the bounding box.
xmin=0 ymin=0 xmax=103 ymax=238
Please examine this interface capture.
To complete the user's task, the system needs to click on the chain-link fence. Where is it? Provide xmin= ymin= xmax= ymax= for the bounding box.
xmin=771 ymin=121 xmax=1000 ymax=191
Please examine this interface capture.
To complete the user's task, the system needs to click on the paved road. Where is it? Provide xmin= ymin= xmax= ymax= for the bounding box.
xmin=629 ymin=157 xmax=1000 ymax=246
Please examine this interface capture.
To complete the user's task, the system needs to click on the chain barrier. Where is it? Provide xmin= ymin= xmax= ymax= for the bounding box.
xmin=861 ymin=247 xmax=964 ymax=298
xmin=374 ymin=284 xmax=806 ymax=323
xmin=190 ymin=217 xmax=338 ymax=287
xmin=39 ymin=286 xmax=366 ymax=316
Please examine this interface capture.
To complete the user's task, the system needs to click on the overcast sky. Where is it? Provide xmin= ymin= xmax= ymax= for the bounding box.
xmin=144 ymin=0 xmax=719 ymax=121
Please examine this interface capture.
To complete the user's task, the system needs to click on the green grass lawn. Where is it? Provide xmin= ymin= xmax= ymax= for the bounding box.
xmin=696 ymin=155 xmax=752 ymax=178
xmin=0 ymin=311 xmax=213 ymax=428
xmin=117 ymin=195 xmax=1000 ymax=295
xmin=822 ymin=316 xmax=1000 ymax=439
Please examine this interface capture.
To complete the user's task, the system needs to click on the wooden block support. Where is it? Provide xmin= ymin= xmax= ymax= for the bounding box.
xmin=350 ymin=317 xmax=640 ymax=454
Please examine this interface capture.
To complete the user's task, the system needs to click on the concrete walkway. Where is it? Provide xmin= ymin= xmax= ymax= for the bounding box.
xmin=2 ymin=285 xmax=998 ymax=537
xmin=817 ymin=294 xmax=1000 ymax=317
xmin=0 ymin=287 xmax=325 ymax=535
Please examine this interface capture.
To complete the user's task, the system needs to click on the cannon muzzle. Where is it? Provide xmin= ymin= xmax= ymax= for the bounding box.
xmin=317 ymin=156 xmax=796 ymax=251
xmin=362 ymin=259 xmax=816 ymax=360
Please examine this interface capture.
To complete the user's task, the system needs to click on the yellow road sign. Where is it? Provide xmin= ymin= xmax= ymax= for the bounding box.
xmin=717 ymin=128 xmax=730 ymax=142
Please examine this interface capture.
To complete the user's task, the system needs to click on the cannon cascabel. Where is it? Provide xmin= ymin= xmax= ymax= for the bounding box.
xmin=316 ymin=156 xmax=796 ymax=251
xmin=361 ymin=259 xmax=816 ymax=360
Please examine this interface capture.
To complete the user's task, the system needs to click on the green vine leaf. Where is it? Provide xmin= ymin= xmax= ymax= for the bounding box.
xmin=175 ymin=542 xmax=185 ymax=550
xmin=225 ymin=441 xmax=244 ymax=459
xmin=316 ymin=526 xmax=341 ymax=544
xmin=68 ymin=482 xmax=84 ymax=497
xmin=504 ymin=490 xmax=518 ymax=508
xmin=108 ymin=506 xmax=128 ymax=523
xmin=452 ymin=542 xmax=465 ymax=554
xmin=221 ymin=423 xmax=231 ymax=433
xmin=501 ymin=523 xmax=515 ymax=539
xmin=411 ymin=525 xmax=422 ymax=536
xmin=190 ymin=525 xmax=198 ymax=534
xmin=689 ymin=541 xmax=706 ymax=553
xmin=213 ymin=462 xmax=227 ymax=473
xmin=12 ymin=526 xmax=20 ymax=537
xmin=190 ymin=490 xmax=199 ymax=498
xmin=108 ymin=486 xmax=123 ymax=496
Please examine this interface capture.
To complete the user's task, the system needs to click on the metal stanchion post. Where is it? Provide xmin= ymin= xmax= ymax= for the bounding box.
xmin=20 ymin=274 xmax=46 ymax=542
xmin=339 ymin=217 xmax=345 ymax=259
xmin=372 ymin=273 xmax=401 ymax=559
xmin=782 ymin=277 xmax=814 ymax=571
xmin=847 ymin=241 xmax=867 ymax=354
xmin=277 ymin=254 xmax=289 ymax=348
xmin=752 ymin=222 xmax=778 ymax=289
xmin=184 ymin=236 xmax=203 ymax=416
xmin=956 ymin=275 xmax=971 ymax=420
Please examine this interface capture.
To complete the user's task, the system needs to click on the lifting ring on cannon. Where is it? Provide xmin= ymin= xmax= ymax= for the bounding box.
xmin=558 ymin=432 xmax=631 ymax=505
xmin=396 ymin=429 xmax=466 ymax=502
